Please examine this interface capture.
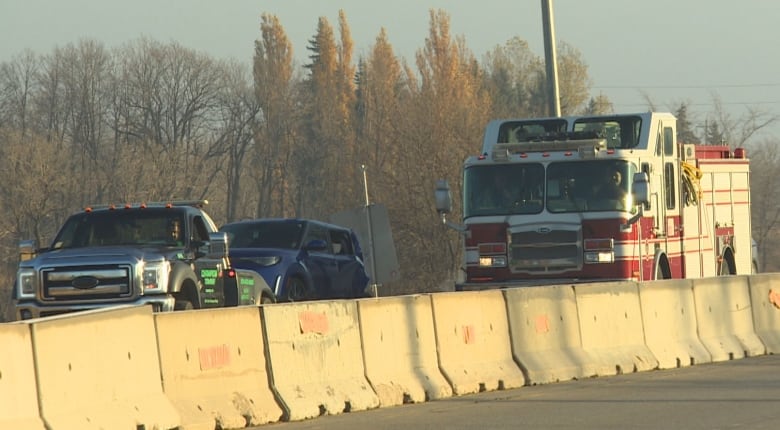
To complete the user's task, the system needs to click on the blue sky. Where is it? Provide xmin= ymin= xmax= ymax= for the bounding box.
xmin=2 ymin=0 xmax=779 ymax=139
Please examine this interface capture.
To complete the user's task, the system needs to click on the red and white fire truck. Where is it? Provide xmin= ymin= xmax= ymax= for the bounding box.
xmin=435 ymin=111 xmax=752 ymax=290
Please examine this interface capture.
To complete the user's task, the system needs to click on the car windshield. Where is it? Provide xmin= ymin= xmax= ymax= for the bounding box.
xmin=221 ymin=221 xmax=305 ymax=249
xmin=51 ymin=210 xmax=185 ymax=249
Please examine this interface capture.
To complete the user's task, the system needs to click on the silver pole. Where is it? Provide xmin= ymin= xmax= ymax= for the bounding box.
xmin=361 ymin=165 xmax=379 ymax=297
xmin=541 ymin=0 xmax=561 ymax=117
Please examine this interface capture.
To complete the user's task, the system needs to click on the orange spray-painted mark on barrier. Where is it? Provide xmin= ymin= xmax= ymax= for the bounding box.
xmin=199 ymin=344 xmax=231 ymax=371
xmin=299 ymin=311 xmax=330 ymax=334
xmin=769 ymin=290 xmax=780 ymax=309
xmin=462 ymin=325 xmax=476 ymax=344
xmin=535 ymin=315 xmax=550 ymax=334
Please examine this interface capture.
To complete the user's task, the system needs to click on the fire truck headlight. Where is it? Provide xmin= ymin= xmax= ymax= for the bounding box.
xmin=479 ymin=256 xmax=507 ymax=267
xmin=584 ymin=251 xmax=615 ymax=264
xmin=17 ymin=268 xmax=37 ymax=298
xmin=142 ymin=261 xmax=170 ymax=293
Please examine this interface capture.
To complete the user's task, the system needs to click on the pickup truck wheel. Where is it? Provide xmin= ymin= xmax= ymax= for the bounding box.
xmin=174 ymin=295 xmax=194 ymax=311
xmin=259 ymin=295 xmax=275 ymax=305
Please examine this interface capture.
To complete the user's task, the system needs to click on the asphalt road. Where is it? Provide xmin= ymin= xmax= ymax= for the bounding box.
xmin=259 ymin=354 xmax=780 ymax=430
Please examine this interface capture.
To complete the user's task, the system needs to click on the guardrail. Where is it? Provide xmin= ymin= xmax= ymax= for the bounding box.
xmin=3 ymin=273 xmax=779 ymax=429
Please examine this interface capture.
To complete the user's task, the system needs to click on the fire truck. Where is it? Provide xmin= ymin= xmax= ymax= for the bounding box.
xmin=435 ymin=111 xmax=752 ymax=290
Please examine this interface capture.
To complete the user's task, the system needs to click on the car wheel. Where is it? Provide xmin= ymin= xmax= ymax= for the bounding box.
xmin=286 ymin=277 xmax=307 ymax=302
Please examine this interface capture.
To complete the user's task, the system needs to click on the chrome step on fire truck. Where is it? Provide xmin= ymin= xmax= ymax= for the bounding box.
xmin=13 ymin=200 xmax=274 ymax=320
xmin=435 ymin=112 xmax=752 ymax=290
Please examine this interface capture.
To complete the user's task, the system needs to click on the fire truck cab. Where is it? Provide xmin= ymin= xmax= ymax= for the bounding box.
xmin=435 ymin=112 xmax=752 ymax=290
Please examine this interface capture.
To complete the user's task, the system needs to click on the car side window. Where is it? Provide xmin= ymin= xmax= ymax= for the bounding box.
xmin=329 ymin=229 xmax=353 ymax=255
xmin=305 ymin=224 xmax=330 ymax=252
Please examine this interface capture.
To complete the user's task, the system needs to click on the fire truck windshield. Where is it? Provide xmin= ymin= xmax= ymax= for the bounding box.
xmin=547 ymin=160 xmax=637 ymax=213
xmin=464 ymin=160 xmax=637 ymax=218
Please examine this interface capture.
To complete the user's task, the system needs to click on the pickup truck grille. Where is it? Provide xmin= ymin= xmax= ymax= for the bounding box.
xmin=41 ymin=265 xmax=133 ymax=301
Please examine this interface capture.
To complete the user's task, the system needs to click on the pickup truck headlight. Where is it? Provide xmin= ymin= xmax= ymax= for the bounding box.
xmin=142 ymin=261 xmax=170 ymax=293
xmin=17 ymin=268 xmax=37 ymax=298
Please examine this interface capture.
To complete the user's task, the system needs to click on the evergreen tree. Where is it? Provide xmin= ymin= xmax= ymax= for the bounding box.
xmin=675 ymin=102 xmax=698 ymax=143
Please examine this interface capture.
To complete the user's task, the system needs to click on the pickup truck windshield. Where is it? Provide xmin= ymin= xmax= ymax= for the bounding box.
xmin=51 ymin=210 xmax=186 ymax=249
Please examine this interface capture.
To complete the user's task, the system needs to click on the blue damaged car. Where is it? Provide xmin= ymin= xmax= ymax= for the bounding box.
xmin=219 ymin=218 xmax=370 ymax=302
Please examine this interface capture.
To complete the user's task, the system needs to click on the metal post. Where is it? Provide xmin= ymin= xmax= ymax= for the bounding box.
xmin=541 ymin=0 xmax=561 ymax=117
xmin=361 ymin=165 xmax=379 ymax=297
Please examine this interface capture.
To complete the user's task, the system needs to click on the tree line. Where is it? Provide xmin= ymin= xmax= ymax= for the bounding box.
xmin=0 ymin=9 xmax=777 ymax=320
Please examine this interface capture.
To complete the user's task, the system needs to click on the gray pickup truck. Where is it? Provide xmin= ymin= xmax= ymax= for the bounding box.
xmin=13 ymin=200 xmax=274 ymax=320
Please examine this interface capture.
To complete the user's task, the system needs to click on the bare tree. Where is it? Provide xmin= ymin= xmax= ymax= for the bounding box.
xmin=211 ymin=61 xmax=260 ymax=222
xmin=747 ymin=138 xmax=780 ymax=272
xmin=0 ymin=50 xmax=40 ymax=134
xmin=582 ymin=93 xmax=614 ymax=115
xmin=399 ymin=9 xmax=492 ymax=290
xmin=355 ymin=27 xmax=407 ymax=200
xmin=481 ymin=37 xmax=537 ymax=118
xmin=706 ymin=93 xmax=779 ymax=148
xmin=252 ymin=13 xmax=300 ymax=219
xmin=301 ymin=12 xmax=359 ymax=217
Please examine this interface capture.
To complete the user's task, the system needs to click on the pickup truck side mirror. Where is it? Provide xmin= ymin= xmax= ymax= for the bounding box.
xmin=207 ymin=232 xmax=229 ymax=259
xmin=19 ymin=240 xmax=37 ymax=262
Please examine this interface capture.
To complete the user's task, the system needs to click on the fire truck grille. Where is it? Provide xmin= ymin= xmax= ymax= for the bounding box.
xmin=41 ymin=265 xmax=133 ymax=301
xmin=510 ymin=229 xmax=581 ymax=272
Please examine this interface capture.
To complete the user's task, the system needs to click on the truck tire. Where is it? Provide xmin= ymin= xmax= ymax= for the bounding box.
xmin=173 ymin=294 xmax=194 ymax=310
xmin=259 ymin=295 xmax=275 ymax=305
xmin=719 ymin=260 xmax=732 ymax=276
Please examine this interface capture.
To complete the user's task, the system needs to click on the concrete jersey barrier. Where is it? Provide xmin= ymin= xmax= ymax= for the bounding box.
xmin=692 ymin=275 xmax=765 ymax=361
xmin=575 ymin=281 xmax=658 ymax=375
xmin=747 ymin=273 xmax=780 ymax=353
xmin=0 ymin=323 xmax=46 ymax=430
xmin=430 ymin=290 xmax=525 ymax=395
xmin=30 ymin=306 xmax=180 ymax=430
xmin=357 ymin=294 xmax=452 ymax=406
xmin=154 ymin=306 xmax=283 ymax=429
xmin=261 ymin=300 xmax=379 ymax=421
xmin=638 ymin=279 xmax=711 ymax=368
xmin=504 ymin=284 xmax=599 ymax=384
xmin=4 ymin=273 xmax=779 ymax=428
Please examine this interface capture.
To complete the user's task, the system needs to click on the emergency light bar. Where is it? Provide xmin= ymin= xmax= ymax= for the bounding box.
xmin=491 ymin=139 xmax=607 ymax=161
xmin=85 ymin=200 xmax=209 ymax=211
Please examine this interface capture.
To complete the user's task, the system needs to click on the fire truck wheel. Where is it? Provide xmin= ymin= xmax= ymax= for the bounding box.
xmin=719 ymin=260 xmax=732 ymax=276
xmin=654 ymin=262 xmax=664 ymax=280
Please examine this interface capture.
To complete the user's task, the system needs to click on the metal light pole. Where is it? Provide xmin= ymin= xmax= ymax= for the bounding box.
xmin=541 ymin=0 xmax=561 ymax=117
xmin=361 ymin=165 xmax=379 ymax=298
